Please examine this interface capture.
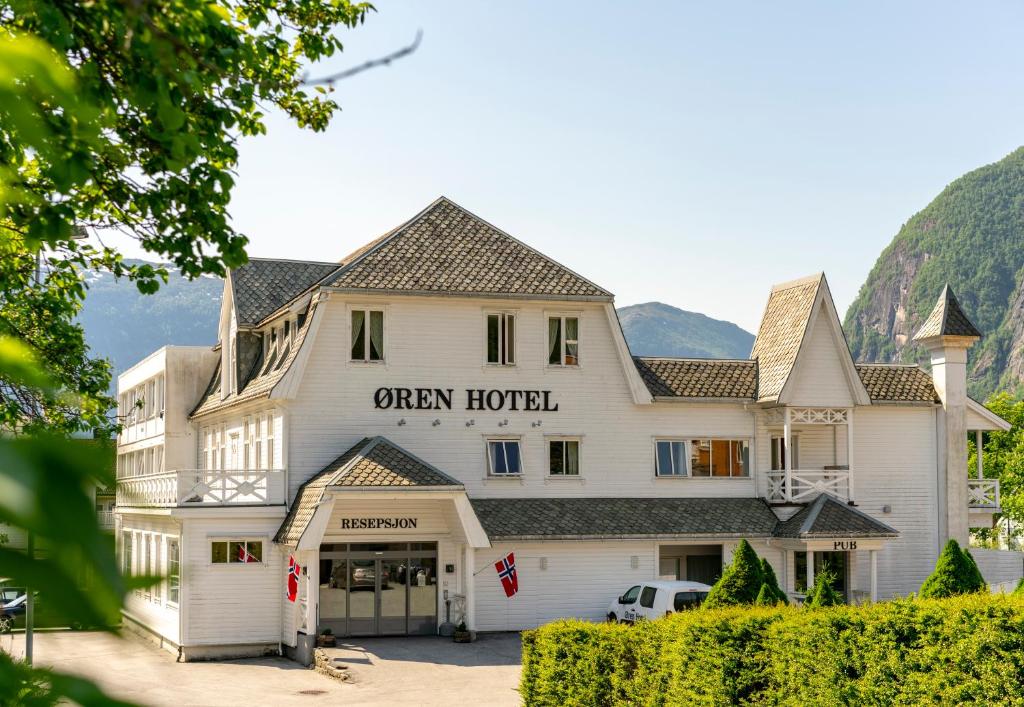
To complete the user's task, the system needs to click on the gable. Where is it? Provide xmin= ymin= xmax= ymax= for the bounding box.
xmin=786 ymin=309 xmax=857 ymax=406
xmin=325 ymin=197 xmax=612 ymax=300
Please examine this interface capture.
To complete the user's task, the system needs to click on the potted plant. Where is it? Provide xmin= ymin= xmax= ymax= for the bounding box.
xmin=317 ymin=627 xmax=336 ymax=648
xmin=453 ymin=620 xmax=472 ymax=643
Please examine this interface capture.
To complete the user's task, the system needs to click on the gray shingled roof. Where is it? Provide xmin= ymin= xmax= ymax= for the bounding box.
xmin=470 ymin=497 xmax=779 ymax=540
xmin=276 ymin=437 xmax=462 ymax=545
xmin=325 ymin=197 xmax=611 ymax=299
xmin=634 ymin=357 xmax=758 ymax=399
xmin=774 ymin=494 xmax=898 ymax=539
xmin=231 ymin=258 xmax=338 ymax=326
xmin=856 ymin=364 xmax=939 ymax=404
xmin=913 ymin=284 xmax=982 ymax=341
xmin=750 ymin=274 xmax=823 ymax=402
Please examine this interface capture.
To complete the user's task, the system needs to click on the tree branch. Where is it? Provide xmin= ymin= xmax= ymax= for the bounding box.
xmin=302 ymin=30 xmax=422 ymax=86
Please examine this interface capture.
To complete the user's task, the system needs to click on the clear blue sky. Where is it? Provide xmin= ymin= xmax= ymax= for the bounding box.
xmin=159 ymin=2 xmax=1024 ymax=331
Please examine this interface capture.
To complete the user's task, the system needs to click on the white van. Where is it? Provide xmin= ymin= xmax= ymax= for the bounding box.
xmin=607 ymin=580 xmax=712 ymax=623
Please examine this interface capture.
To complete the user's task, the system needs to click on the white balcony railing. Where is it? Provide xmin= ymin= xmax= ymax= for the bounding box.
xmin=765 ymin=469 xmax=851 ymax=504
xmin=117 ymin=469 xmax=286 ymax=507
xmin=968 ymin=478 xmax=1000 ymax=511
xmin=97 ymin=510 xmax=115 ymax=529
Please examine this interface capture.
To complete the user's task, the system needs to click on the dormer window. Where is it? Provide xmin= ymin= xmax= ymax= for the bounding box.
xmin=351 ymin=309 xmax=384 ymax=362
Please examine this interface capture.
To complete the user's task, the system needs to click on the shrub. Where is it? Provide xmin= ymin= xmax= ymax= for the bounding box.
xmin=759 ymin=557 xmax=788 ymax=605
xmin=520 ymin=594 xmax=1024 ymax=705
xmin=804 ymin=568 xmax=843 ymax=608
xmin=1015 ymin=577 xmax=1024 ymax=595
xmin=703 ymin=539 xmax=764 ymax=608
xmin=920 ymin=539 xmax=986 ymax=598
xmin=755 ymin=584 xmax=774 ymax=606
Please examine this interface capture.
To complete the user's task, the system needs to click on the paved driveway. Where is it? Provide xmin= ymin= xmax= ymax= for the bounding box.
xmin=1 ymin=631 xmax=522 ymax=706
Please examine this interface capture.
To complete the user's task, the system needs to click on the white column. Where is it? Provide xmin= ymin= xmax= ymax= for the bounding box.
xmin=976 ymin=430 xmax=983 ymax=480
xmin=807 ymin=550 xmax=815 ymax=592
xmin=306 ymin=549 xmax=319 ymax=633
xmin=869 ymin=549 xmax=878 ymax=602
xmin=846 ymin=410 xmax=855 ymax=504
xmin=463 ymin=545 xmax=476 ymax=631
xmin=783 ymin=408 xmax=793 ymax=502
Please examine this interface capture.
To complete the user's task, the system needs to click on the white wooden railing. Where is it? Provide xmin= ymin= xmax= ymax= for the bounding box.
xmin=967 ymin=478 xmax=1000 ymax=510
xmin=97 ymin=511 xmax=115 ymax=529
xmin=765 ymin=469 xmax=851 ymax=504
xmin=117 ymin=469 xmax=286 ymax=507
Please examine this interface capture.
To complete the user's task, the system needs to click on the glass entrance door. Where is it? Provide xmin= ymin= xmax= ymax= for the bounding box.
xmin=318 ymin=543 xmax=438 ymax=637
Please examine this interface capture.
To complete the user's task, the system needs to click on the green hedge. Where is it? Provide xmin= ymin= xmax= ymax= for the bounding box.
xmin=520 ymin=594 xmax=1024 ymax=706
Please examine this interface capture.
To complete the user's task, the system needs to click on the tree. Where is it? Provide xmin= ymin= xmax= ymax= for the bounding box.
xmin=1 ymin=0 xmax=374 ymax=435
xmin=919 ymin=539 xmax=986 ymax=599
xmin=804 ymin=568 xmax=843 ymax=608
xmin=760 ymin=557 xmax=789 ymax=605
xmin=703 ymin=539 xmax=766 ymax=608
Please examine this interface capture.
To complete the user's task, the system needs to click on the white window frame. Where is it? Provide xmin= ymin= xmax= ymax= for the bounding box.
xmin=242 ymin=416 xmax=252 ymax=469
xmin=654 ymin=438 xmax=688 ymax=478
xmin=254 ymin=414 xmax=264 ymax=470
xmin=485 ymin=311 xmax=517 ymax=366
xmin=209 ymin=538 xmax=265 ymax=565
xmin=142 ymin=533 xmax=151 ymax=599
xmin=167 ymin=538 xmax=180 ymax=606
xmin=770 ymin=435 xmax=799 ymax=471
xmin=486 ymin=437 xmax=523 ymax=477
xmin=266 ymin=413 xmax=276 ymax=470
xmin=152 ymin=536 xmax=162 ymax=604
xmin=688 ymin=438 xmax=751 ymax=478
xmin=350 ymin=307 xmax=386 ymax=363
xmin=547 ymin=436 xmax=582 ymax=477
xmin=122 ymin=530 xmax=133 ymax=576
xmin=546 ymin=313 xmax=581 ymax=367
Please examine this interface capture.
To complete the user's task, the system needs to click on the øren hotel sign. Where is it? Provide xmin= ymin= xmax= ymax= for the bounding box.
xmin=373 ymin=387 xmax=559 ymax=412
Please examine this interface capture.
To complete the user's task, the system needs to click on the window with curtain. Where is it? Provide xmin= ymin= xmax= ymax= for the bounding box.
xmin=486 ymin=313 xmax=516 ymax=365
xmin=548 ymin=316 xmax=579 ymax=366
xmin=548 ymin=439 xmax=580 ymax=476
xmin=655 ymin=440 xmax=687 ymax=476
xmin=351 ymin=309 xmax=384 ymax=361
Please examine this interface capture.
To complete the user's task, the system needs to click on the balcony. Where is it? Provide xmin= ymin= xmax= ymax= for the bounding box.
xmin=117 ymin=469 xmax=286 ymax=508
xmin=968 ymin=478 xmax=1000 ymax=511
xmin=766 ymin=468 xmax=851 ymax=504
xmin=97 ymin=510 xmax=115 ymax=530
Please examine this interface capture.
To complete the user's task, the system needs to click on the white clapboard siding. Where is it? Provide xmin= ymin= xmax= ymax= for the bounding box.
xmin=971 ymin=548 xmax=1024 ymax=593
xmin=120 ymin=513 xmax=181 ymax=643
xmin=850 ymin=406 xmax=938 ymax=598
xmin=285 ymin=296 xmax=756 ymax=500
xmin=787 ymin=310 xmax=855 ymax=407
xmin=183 ymin=516 xmax=284 ymax=646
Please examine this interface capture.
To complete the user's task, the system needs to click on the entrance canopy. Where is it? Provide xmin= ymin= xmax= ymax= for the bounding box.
xmin=275 ymin=437 xmax=489 ymax=550
xmin=772 ymin=493 xmax=898 ymax=551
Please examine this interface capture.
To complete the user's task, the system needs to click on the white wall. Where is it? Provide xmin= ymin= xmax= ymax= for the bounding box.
xmin=972 ymin=548 xmax=1024 ymax=592
xmin=787 ymin=309 xmax=855 ymax=407
xmin=119 ymin=513 xmax=181 ymax=644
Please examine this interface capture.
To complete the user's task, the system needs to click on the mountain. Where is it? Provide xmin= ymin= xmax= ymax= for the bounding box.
xmin=617 ymin=302 xmax=754 ymax=359
xmin=844 ymin=147 xmax=1024 ymax=399
xmin=78 ymin=261 xmax=222 ymax=386
xmin=78 ymin=262 xmax=754 ymax=384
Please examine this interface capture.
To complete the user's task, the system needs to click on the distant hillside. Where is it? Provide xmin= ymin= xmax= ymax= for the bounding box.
xmin=78 ymin=261 xmax=222 ymax=385
xmin=78 ymin=263 xmax=755 ymax=384
xmin=618 ymin=302 xmax=754 ymax=359
xmin=844 ymin=147 xmax=1024 ymax=399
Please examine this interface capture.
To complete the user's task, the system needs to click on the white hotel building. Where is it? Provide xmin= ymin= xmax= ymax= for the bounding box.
xmin=115 ymin=197 xmax=1022 ymax=661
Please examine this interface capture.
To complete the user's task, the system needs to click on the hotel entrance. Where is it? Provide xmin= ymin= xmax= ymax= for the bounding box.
xmin=318 ymin=542 xmax=439 ymax=636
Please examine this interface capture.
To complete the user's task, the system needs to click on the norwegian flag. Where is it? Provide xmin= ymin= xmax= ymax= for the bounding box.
xmin=237 ymin=544 xmax=258 ymax=563
xmin=286 ymin=555 xmax=301 ymax=603
xmin=494 ymin=552 xmax=518 ymax=598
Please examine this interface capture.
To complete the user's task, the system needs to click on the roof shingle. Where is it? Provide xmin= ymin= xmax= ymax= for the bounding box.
xmin=773 ymin=494 xmax=898 ymax=538
xmin=275 ymin=437 xmax=462 ymax=545
xmin=913 ymin=284 xmax=982 ymax=341
xmin=231 ymin=259 xmax=338 ymax=326
xmin=325 ymin=198 xmax=611 ymax=299
xmin=750 ymin=274 xmax=823 ymax=402
xmin=856 ymin=364 xmax=939 ymax=403
xmin=634 ymin=357 xmax=757 ymax=399
xmin=470 ymin=497 xmax=779 ymax=540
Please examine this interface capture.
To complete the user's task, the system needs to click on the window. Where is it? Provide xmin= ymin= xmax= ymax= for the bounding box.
xmin=152 ymin=537 xmax=162 ymax=603
xmin=218 ymin=424 xmax=227 ymax=470
xmin=254 ymin=414 xmax=264 ymax=469
xmin=142 ymin=534 xmax=151 ymax=598
xmin=486 ymin=313 xmax=516 ymax=365
xmin=690 ymin=440 xmax=749 ymax=478
xmin=211 ymin=540 xmax=263 ymax=564
xmin=655 ymin=440 xmax=687 ymax=477
xmin=167 ymin=539 xmax=180 ymax=604
xmin=266 ymin=415 xmax=275 ymax=469
xmin=548 ymin=316 xmax=579 ymax=366
xmin=243 ymin=417 xmax=251 ymax=468
xmin=122 ymin=531 xmax=133 ymax=575
xmin=548 ymin=439 xmax=580 ymax=476
xmin=639 ymin=586 xmax=658 ymax=609
xmin=351 ymin=309 xmax=384 ymax=362
xmin=487 ymin=439 xmax=522 ymax=476
xmin=620 ymin=585 xmax=641 ymax=605
xmin=673 ymin=591 xmax=707 ymax=611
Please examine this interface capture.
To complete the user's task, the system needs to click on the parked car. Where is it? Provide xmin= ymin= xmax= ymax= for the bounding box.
xmin=0 ymin=592 xmax=28 ymax=633
xmin=607 ymin=580 xmax=712 ymax=623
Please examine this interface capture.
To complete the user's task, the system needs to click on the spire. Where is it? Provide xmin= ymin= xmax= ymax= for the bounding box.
xmin=912 ymin=285 xmax=981 ymax=343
